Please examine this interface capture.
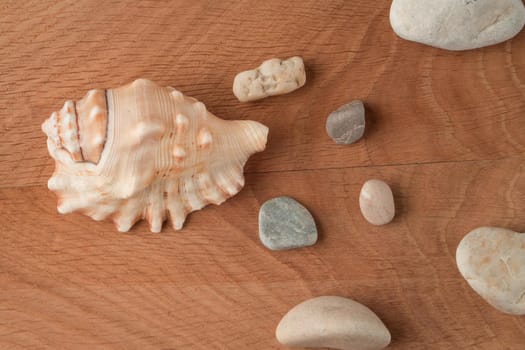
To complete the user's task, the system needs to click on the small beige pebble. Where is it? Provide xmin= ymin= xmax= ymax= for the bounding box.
xmin=456 ymin=227 xmax=525 ymax=315
xmin=276 ymin=296 xmax=391 ymax=350
xmin=232 ymin=56 xmax=306 ymax=102
xmin=359 ymin=179 xmax=395 ymax=225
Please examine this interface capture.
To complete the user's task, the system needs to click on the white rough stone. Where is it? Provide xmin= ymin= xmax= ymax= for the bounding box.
xmin=456 ymin=227 xmax=525 ymax=315
xmin=390 ymin=0 xmax=525 ymax=51
xmin=233 ymin=56 xmax=306 ymax=102
xmin=276 ymin=296 xmax=391 ymax=350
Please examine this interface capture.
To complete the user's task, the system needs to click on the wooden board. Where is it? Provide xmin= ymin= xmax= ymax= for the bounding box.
xmin=1 ymin=1 xmax=524 ymax=348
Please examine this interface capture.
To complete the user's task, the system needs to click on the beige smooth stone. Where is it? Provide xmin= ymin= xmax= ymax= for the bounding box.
xmin=276 ymin=296 xmax=391 ymax=350
xmin=359 ymin=179 xmax=395 ymax=225
xmin=456 ymin=227 xmax=525 ymax=315
xmin=232 ymin=56 xmax=306 ymax=102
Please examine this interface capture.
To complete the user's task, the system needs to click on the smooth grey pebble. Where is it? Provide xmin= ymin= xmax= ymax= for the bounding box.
xmin=326 ymin=100 xmax=365 ymax=145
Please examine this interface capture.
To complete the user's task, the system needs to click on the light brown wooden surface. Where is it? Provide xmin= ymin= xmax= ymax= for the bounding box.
xmin=1 ymin=0 xmax=524 ymax=349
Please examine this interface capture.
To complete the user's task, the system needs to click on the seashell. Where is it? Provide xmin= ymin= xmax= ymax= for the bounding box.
xmin=42 ymin=79 xmax=269 ymax=232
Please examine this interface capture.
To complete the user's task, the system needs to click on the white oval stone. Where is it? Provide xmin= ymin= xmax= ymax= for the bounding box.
xmin=456 ymin=227 xmax=525 ymax=315
xmin=276 ymin=296 xmax=391 ymax=350
xmin=390 ymin=0 xmax=525 ymax=51
xmin=359 ymin=180 xmax=395 ymax=226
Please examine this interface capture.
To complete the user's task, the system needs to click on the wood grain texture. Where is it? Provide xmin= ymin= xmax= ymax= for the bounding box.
xmin=0 ymin=0 xmax=524 ymax=349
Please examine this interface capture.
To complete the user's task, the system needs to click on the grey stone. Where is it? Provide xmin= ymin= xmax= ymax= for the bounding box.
xmin=390 ymin=0 xmax=525 ymax=51
xmin=258 ymin=196 xmax=317 ymax=250
xmin=326 ymin=100 xmax=365 ymax=145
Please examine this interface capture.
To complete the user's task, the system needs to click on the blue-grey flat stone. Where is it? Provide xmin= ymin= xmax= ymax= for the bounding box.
xmin=258 ymin=196 xmax=318 ymax=251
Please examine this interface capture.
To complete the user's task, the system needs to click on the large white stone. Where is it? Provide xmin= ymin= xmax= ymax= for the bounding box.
xmin=390 ymin=0 xmax=525 ymax=51
xmin=456 ymin=227 xmax=525 ymax=315
xmin=276 ymin=296 xmax=391 ymax=350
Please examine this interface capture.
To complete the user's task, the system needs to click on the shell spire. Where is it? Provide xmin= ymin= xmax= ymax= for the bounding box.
xmin=42 ymin=79 xmax=268 ymax=232
xmin=42 ymin=89 xmax=108 ymax=165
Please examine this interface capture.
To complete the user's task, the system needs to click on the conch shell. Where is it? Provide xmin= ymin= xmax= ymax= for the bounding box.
xmin=42 ymin=79 xmax=268 ymax=232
